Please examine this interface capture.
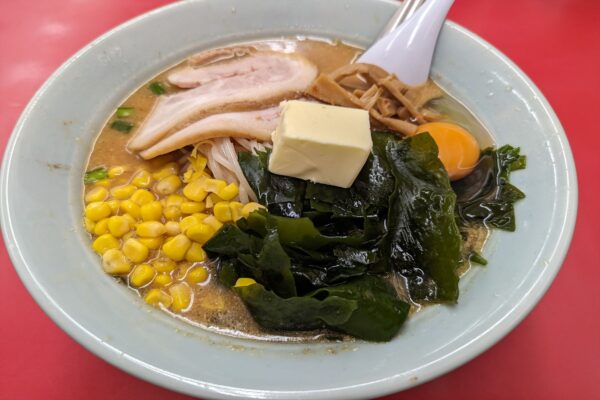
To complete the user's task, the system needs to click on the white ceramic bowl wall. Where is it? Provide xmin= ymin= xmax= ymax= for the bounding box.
xmin=1 ymin=1 xmax=576 ymax=398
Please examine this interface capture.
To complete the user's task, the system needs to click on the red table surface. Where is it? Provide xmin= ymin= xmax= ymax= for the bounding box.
xmin=1 ymin=0 xmax=598 ymax=399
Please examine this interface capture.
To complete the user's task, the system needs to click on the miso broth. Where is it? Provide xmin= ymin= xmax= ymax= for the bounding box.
xmin=84 ymin=38 xmax=492 ymax=341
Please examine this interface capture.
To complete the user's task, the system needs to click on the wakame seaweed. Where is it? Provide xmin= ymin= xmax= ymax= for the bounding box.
xmin=207 ymin=132 xmax=524 ymax=341
xmin=380 ymin=133 xmax=462 ymax=302
xmin=234 ymin=276 xmax=410 ymax=342
xmin=303 ymin=133 xmax=395 ymax=218
xmin=239 ymin=132 xmax=462 ymax=302
xmin=205 ymin=217 xmax=410 ymax=341
xmin=452 ymin=145 xmax=526 ymax=231
xmin=205 ymin=210 xmax=372 ymax=295
xmin=238 ymin=151 xmax=305 ymax=217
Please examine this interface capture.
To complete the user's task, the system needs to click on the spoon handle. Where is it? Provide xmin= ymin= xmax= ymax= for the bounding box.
xmin=377 ymin=0 xmax=426 ymax=39
xmin=359 ymin=0 xmax=455 ymax=85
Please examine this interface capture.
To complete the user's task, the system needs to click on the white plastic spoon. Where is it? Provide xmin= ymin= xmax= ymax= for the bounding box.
xmin=358 ymin=0 xmax=455 ymax=86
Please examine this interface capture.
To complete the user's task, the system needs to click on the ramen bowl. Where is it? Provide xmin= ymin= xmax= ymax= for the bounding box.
xmin=0 ymin=0 xmax=576 ymax=398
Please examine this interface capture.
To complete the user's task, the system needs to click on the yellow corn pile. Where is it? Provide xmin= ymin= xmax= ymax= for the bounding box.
xmin=84 ymin=153 xmax=264 ymax=314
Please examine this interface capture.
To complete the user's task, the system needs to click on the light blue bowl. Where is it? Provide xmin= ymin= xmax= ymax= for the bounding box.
xmin=0 ymin=0 xmax=577 ymax=398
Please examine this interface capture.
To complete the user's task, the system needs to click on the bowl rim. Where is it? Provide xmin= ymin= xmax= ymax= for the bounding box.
xmin=1 ymin=1 xmax=577 ymax=398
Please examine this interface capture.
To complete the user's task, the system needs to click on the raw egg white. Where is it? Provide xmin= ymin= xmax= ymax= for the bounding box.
xmin=416 ymin=122 xmax=480 ymax=180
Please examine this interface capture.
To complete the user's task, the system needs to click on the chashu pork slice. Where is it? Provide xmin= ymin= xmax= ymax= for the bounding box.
xmin=168 ymin=47 xmax=257 ymax=89
xmin=128 ymin=52 xmax=317 ymax=151
xmin=139 ymin=106 xmax=280 ymax=159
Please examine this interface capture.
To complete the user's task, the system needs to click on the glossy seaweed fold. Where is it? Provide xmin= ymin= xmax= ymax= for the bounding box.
xmin=205 ymin=132 xmax=482 ymax=340
xmin=205 ymin=132 xmax=525 ymax=341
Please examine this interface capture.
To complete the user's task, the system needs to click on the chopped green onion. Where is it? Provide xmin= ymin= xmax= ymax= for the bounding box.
xmin=469 ymin=251 xmax=488 ymax=266
xmin=116 ymin=107 xmax=134 ymax=118
xmin=111 ymin=120 xmax=134 ymax=133
xmin=84 ymin=167 xmax=108 ymax=184
xmin=149 ymin=81 xmax=166 ymax=95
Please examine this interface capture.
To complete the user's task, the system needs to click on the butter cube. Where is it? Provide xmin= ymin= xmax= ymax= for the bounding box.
xmin=268 ymin=101 xmax=372 ymax=188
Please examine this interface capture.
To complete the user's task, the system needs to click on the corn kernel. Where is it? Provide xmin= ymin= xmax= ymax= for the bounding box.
xmin=107 ymin=166 xmax=126 ymax=178
xmin=136 ymin=221 xmax=166 ymax=237
xmin=93 ymin=218 xmax=110 ymax=236
xmin=122 ymin=231 xmax=136 ymax=242
xmin=199 ymin=171 xmax=211 ymax=182
xmin=85 ymin=201 xmax=112 ymax=222
xmin=140 ymin=201 xmax=162 ymax=221
xmin=166 ymin=195 xmax=185 ymax=207
xmin=155 ymin=175 xmax=182 ymax=196
xmin=95 ymin=178 xmax=112 ymax=187
xmin=162 ymin=234 xmax=191 ymax=261
xmin=106 ymin=199 xmax=121 ymax=214
xmin=131 ymin=170 xmax=153 ymax=188
xmin=235 ymin=277 xmax=257 ymax=287
xmin=153 ymin=259 xmax=176 ymax=273
xmin=205 ymin=193 xmax=224 ymax=209
xmin=185 ymin=223 xmax=214 ymax=244
xmin=107 ymin=215 xmax=130 ymax=238
xmin=93 ymin=218 xmax=109 ymax=236
xmin=163 ymin=205 xmax=181 ymax=221
xmin=84 ymin=217 xmax=95 ymax=233
xmin=169 ymin=282 xmax=192 ymax=312
xmin=183 ymin=167 xmax=206 ymax=182
xmin=186 ymin=265 xmax=208 ymax=283
xmin=129 ymin=264 xmax=156 ymax=287
xmin=229 ymin=201 xmax=244 ymax=221
xmin=186 ymin=243 xmax=206 ymax=263
xmin=138 ymin=237 xmax=163 ymax=250
xmin=182 ymin=179 xmax=208 ymax=202
xmin=179 ymin=215 xmax=202 ymax=233
xmin=182 ymin=168 xmax=194 ymax=183
xmin=211 ymin=192 xmax=224 ymax=204
xmin=152 ymin=162 xmax=179 ymax=180
xmin=122 ymin=213 xmax=137 ymax=226
xmin=193 ymin=212 xmax=209 ymax=219
xmin=144 ymin=288 xmax=172 ymax=307
xmin=189 ymin=154 xmax=208 ymax=172
xmin=92 ymin=234 xmax=120 ymax=254
xmin=203 ymin=215 xmax=223 ymax=232
xmin=154 ymin=273 xmax=173 ymax=286
xmin=242 ymin=202 xmax=266 ymax=218
xmin=164 ymin=221 xmax=181 ymax=236
xmin=102 ymin=249 xmax=131 ymax=274
xmin=202 ymin=178 xmax=227 ymax=194
xmin=120 ymin=200 xmax=141 ymax=219
xmin=85 ymin=187 xmax=108 ymax=203
xmin=122 ymin=238 xmax=149 ymax=263
xmin=218 ymin=183 xmax=239 ymax=201
xmin=180 ymin=201 xmax=205 ymax=214
xmin=213 ymin=202 xmax=232 ymax=222
xmin=110 ymin=184 xmax=136 ymax=200
xmin=130 ymin=189 xmax=155 ymax=206
xmin=195 ymin=171 xmax=212 ymax=182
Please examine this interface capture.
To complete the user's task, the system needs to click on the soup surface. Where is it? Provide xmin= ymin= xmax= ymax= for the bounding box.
xmin=85 ymin=38 xmax=491 ymax=341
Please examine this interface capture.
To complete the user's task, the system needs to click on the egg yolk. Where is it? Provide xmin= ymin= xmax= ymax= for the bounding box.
xmin=415 ymin=122 xmax=480 ymax=180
